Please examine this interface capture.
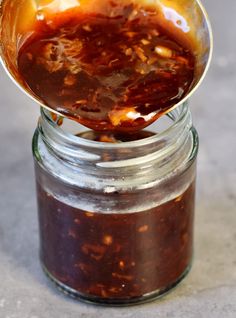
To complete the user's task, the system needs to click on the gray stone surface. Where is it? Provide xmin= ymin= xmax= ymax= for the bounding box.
xmin=0 ymin=0 xmax=236 ymax=317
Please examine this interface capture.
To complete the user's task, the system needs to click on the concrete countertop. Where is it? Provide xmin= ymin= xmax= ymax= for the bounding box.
xmin=0 ymin=0 xmax=235 ymax=317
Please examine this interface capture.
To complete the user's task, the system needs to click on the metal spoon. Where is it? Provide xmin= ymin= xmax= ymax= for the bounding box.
xmin=0 ymin=0 xmax=213 ymax=126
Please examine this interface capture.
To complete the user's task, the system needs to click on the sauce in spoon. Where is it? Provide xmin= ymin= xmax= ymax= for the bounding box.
xmin=17 ymin=1 xmax=195 ymax=131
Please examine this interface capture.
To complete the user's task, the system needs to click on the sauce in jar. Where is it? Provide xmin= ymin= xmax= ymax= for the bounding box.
xmin=37 ymin=179 xmax=195 ymax=303
xmin=33 ymin=103 xmax=198 ymax=305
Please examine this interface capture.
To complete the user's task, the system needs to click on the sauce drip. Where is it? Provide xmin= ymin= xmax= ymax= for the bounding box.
xmin=17 ymin=2 xmax=195 ymax=131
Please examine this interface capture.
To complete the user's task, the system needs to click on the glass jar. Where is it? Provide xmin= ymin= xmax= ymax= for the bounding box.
xmin=32 ymin=102 xmax=198 ymax=306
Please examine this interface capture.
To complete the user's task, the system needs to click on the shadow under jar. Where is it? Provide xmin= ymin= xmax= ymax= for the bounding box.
xmin=32 ymin=102 xmax=198 ymax=306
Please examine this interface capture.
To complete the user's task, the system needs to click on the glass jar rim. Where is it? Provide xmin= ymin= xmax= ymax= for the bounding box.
xmin=41 ymin=101 xmax=189 ymax=150
xmin=35 ymin=101 xmax=197 ymax=191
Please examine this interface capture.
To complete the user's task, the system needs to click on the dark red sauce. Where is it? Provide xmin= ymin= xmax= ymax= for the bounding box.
xmin=18 ymin=2 xmax=195 ymax=131
xmin=77 ymin=129 xmax=156 ymax=142
xmin=36 ymin=178 xmax=195 ymax=302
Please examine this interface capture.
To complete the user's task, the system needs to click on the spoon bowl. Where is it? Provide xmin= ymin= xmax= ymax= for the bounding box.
xmin=0 ymin=0 xmax=213 ymax=127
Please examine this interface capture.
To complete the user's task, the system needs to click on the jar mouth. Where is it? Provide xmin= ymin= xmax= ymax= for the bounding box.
xmin=41 ymin=102 xmax=189 ymax=150
xmin=36 ymin=101 xmax=197 ymax=191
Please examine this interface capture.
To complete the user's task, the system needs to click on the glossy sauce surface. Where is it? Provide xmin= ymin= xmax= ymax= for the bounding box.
xmin=18 ymin=1 xmax=195 ymax=131
xmin=77 ymin=129 xmax=155 ymax=142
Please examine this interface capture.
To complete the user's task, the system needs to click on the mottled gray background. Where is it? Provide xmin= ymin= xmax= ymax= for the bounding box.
xmin=0 ymin=0 xmax=236 ymax=317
